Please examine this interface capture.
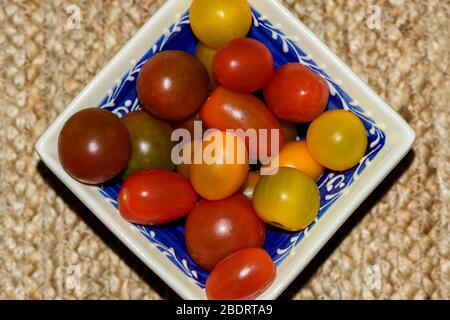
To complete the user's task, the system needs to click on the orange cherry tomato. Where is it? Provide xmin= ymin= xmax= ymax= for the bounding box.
xmin=206 ymin=248 xmax=276 ymax=300
xmin=185 ymin=194 xmax=265 ymax=271
xmin=265 ymin=141 xmax=324 ymax=180
xmin=240 ymin=171 xmax=261 ymax=199
xmin=190 ymin=130 xmax=248 ymax=200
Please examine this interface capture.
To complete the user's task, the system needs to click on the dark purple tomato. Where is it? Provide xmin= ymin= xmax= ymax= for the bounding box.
xmin=121 ymin=110 xmax=175 ymax=178
xmin=58 ymin=108 xmax=131 ymax=184
xmin=136 ymin=50 xmax=209 ymax=121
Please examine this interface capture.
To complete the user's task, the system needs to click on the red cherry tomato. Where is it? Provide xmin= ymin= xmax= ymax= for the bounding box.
xmin=263 ymin=63 xmax=329 ymax=123
xmin=206 ymin=248 xmax=276 ymax=300
xmin=200 ymin=86 xmax=285 ymax=161
xmin=118 ymin=169 xmax=197 ymax=225
xmin=185 ymin=193 xmax=265 ymax=271
xmin=213 ymin=38 xmax=274 ymax=93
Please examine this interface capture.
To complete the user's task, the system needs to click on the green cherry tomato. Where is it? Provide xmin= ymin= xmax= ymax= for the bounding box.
xmin=121 ymin=110 xmax=175 ymax=177
xmin=307 ymin=110 xmax=368 ymax=171
xmin=190 ymin=0 xmax=253 ymax=49
xmin=253 ymin=167 xmax=320 ymax=231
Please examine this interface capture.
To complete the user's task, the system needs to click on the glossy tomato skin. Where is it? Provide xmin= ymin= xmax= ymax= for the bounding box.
xmin=253 ymin=167 xmax=320 ymax=231
xmin=264 ymin=63 xmax=329 ymax=123
xmin=190 ymin=0 xmax=252 ymax=49
xmin=200 ymin=86 xmax=285 ymax=161
xmin=190 ymin=130 xmax=249 ymax=201
xmin=185 ymin=193 xmax=265 ymax=271
xmin=58 ymin=108 xmax=130 ymax=184
xmin=206 ymin=248 xmax=276 ymax=300
xmin=137 ymin=51 xmax=209 ymax=121
xmin=265 ymin=141 xmax=324 ymax=180
xmin=121 ymin=111 xmax=175 ymax=178
xmin=118 ymin=169 xmax=197 ymax=225
xmin=213 ymin=38 xmax=274 ymax=93
xmin=307 ymin=110 xmax=367 ymax=171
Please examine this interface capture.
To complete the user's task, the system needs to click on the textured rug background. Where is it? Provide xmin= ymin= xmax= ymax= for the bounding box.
xmin=0 ymin=0 xmax=448 ymax=299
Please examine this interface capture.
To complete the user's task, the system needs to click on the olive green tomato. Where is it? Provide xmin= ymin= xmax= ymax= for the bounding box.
xmin=121 ymin=110 xmax=175 ymax=177
xmin=252 ymin=167 xmax=320 ymax=231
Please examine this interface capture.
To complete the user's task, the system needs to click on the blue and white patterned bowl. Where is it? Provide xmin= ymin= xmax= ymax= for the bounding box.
xmin=36 ymin=0 xmax=415 ymax=299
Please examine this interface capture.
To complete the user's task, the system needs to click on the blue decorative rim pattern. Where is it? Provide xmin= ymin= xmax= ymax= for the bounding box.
xmin=97 ymin=9 xmax=386 ymax=289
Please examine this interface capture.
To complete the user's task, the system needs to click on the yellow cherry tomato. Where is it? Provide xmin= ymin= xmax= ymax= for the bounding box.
xmin=280 ymin=120 xmax=298 ymax=143
xmin=195 ymin=42 xmax=217 ymax=88
xmin=240 ymin=171 xmax=260 ymax=199
xmin=253 ymin=167 xmax=320 ymax=231
xmin=190 ymin=0 xmax=253 ymax=49
xmin=265 ymin=141 xmax=324 ymax=180
xmin=190 ymin=130 xmax=249 ymax=200
xmin=307 ymin=110 xmax=367 ymax=171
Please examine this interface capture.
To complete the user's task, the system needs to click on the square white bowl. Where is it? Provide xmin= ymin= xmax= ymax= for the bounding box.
xmin=35 ymin=0 xmax=415 ymax=300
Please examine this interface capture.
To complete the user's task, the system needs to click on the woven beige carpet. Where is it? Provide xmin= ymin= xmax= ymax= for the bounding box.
xmin=0 ymin=0 xmax=448 ymax=299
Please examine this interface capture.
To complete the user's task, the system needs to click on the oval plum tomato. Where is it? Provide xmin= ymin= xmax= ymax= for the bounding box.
xmin=265 ymin=141 xmax=324 ymax=180
xmin=137 ymin=50 xmax=209 ymax=121
xmin=190 ymin=130 xmax=248 ymax=200
xmin=185 ymin=193 xmax=265 ymax=271
xmin=213 ymin=38 xmax=274 ymax=93
xmin=307 ymin=110 xmax=367 ymax=171
xmin=58 ymin=108 xmax=130 ymax=184
xmin=264 ymin=63 xmax=329 ymax=123
xmin=121 ymin=110 xmax=175 ymax=178
xmin=118 ymin=169 xmax=197 ymax=225
xmin=190 ymin=0 xmax=252 ymax=49
xmin=253 ymin=167 xmax=320 ymax=231
xmin=240 ymin=171 xmax=260 ymax=199
xmin=206 ymin=248 xmax=276 ymax=300
xmin=200 ymin=86 xmax=285 ymax=161
xmin=195 ymin=42 xmax=217 ymax=88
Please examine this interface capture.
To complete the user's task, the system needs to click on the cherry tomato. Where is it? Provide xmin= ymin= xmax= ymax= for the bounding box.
xmin=206 ymin=248 xmax=276 ymax=300
xmin=190 ymin=0 xmax=252 ymax=49
xmin=280 ymin=120 xmax=298 ymax=142
xmin=190 ymin=130 xmax=248 ymax=200
xmin=307 ymin=110 xmax=367 ymax=171
xmin=137 ymin=50 xmax=209 ymax=121
xmin=185 ymin=194 xmax=265 ymax=271
xmin=195 ymin=42 xmax=217 ymax=88
xmin=240 ymin=171 xmax=260 ymax=199
xmin=121 ymin=111 xmax=175 ymax=177
xmin=264 ymin=63 xmax=329 ymax=123
xmin=213 ymin=38 xmax=274 ymax=93
xmin=253 ymin=167 xmax=320 ymax=231
xmin=118 ymin=169 xmax=197 ymax=225
xmin=200 ymin=86 xmax=285 ymax=161
xmin=265 ymin=141 xmax=324 ymax=180
xmin=58 ymin=108 xmax=130 ymax=184
xmin=174 ymin=140 xmax=197 ymax=179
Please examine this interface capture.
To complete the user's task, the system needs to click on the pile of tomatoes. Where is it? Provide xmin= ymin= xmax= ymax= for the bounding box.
xmin=57 ymin=0 xmax=368 ymax=300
